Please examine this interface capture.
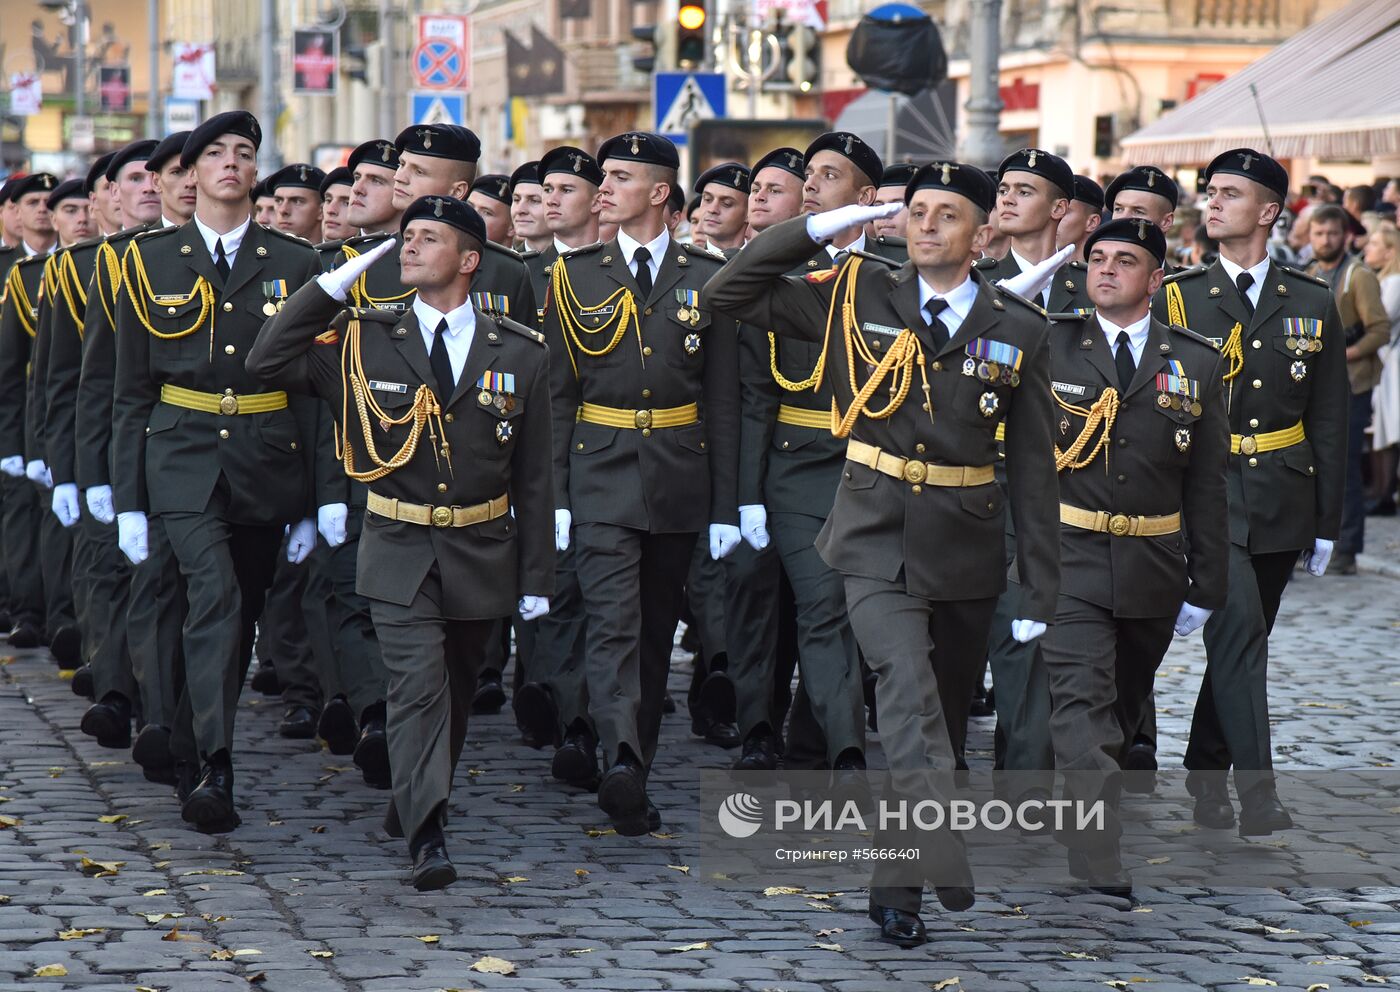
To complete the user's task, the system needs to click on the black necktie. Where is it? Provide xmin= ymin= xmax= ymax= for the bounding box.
xmin=429 ymin=318 xmax=455 ymax=402
xmin=924 ymin=297 xmax=950 ymax=350
xmin=214 ymin=238 xmax=231 ymax=280
xmin=1235 ymin=271 xmax=1255 ymax=320
xmin=633 ymin=246 xmax=652 ymax=299
xmin=1114 ymin=330 xmax=1136 ymax=394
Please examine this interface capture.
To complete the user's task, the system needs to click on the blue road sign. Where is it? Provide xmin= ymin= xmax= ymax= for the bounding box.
xmin=654 ymin=72 xmax=726 ymax=147
xmin=410 ymin=91 xmax=466 ymax=126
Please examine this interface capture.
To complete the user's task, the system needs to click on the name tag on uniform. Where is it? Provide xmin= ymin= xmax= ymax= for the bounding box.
xmin=861 ymin=321 xmax=902 ymax=337
xmin=372 ymin=302 xmax=408 ymax=313
xmin=1052 ymin=380 xmax=1087 ymax=397
xmin=153 ymin=294 xmax=187 ymax=304
xmin=368 ymin=380 xmax=408 ymax=394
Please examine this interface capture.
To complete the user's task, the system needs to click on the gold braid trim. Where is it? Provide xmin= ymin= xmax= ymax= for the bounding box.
xmin=549 ymin=253 xmax=643 ymax=376
xmin=94 ymin=242 xmax=122 ymax=334
xmin=342 ymin=242 xmax=414 ymax=310
xmin=1218 ymin=321 xmax=1245 ymax=382
xmin=337 ymin=315 xmax=451 ymax=482
xmin=57 ymin=250 xmax=88 ymax=333
xmin=768 ymin=330 xmax=826 ymax=392
xmin=1052 ymin=386 xmax=1120 ymax=472
xmin=122 ymin=240 xmax=214 ymax=339
xmin=5 ymin=264 xmax=37 ymax=338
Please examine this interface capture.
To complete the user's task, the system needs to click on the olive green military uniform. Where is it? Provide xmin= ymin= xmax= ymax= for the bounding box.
xmin=983 ymin=253 xmax=1092 ymax=315
xmin=0 ymin=245 xmax=19 ymax=625
xmin=248 ymin=282 xmax=555 ymax=852
xmin=1152 ymin=259 xmax=1346 ymax=791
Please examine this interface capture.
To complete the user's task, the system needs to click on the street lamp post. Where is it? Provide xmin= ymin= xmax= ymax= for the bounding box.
xmin=960 ymin=0 xmax=1004 ymax=168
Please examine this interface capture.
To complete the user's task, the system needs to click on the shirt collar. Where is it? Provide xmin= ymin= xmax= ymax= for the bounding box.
xmin=193 ymin=213 xmax=252 ymax=259
xmin=413 ymin=295 xmax=476 ymax=338
xmin=827 ymin=232 xmax=867 ymax=258
xmin=616 ymin=226 xmax=669 ymax=267
xmin=1217 ymin=252 xmax=1270 ymax=289
xmin=20 ymin=240 xmax=49 ymax=257
xmin=1096 ymin=310 xmax=1152 ymax=346
xmin=162 ymin=215 xmax=179 ymax=228
xmin=916 ymin=274 xmax=978 ymax=325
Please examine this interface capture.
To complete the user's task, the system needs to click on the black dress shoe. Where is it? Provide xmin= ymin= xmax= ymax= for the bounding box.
xmin=1067 ymin=849 xmax=1133 ymax=898
xmin=695 ymin=718 xmax=741 ymax=749
xmin=471 ymin=674 xmax=506 ymax=715
xmin=279 ymin=705 xmax=318 ymax=739
xmin=316 ymin=696 xmax=358 ymax=755
xmin=935 ymin=886 xmax=976 ymax=911
xmin=411 ymin=840 xmax=457 ymax=891
xmin=867 ymin=900 xmax=927 ymax=947
xmin=49 ymin=625 xmax=82 ymax=670
xmin=182 ymin=754 xmax=239 ymax=832
xmin=598 ymin=759 xmax=649 ymax=835
xmin=80 ymin=694 xmax=132 ymax=748
xmin=1190 ymin=775 xmax=1235 ymax=829
xmin=1121 ymin=742 xmax=1158 ymax=794
xmin=646 ymin=803 xmax=662 ymax=833
xmin=132 ymin=725 xmax=177 ymax=784
xmin=1238 ymin=784 xmax=1293 ymax=837
xmin=662 ymin=692 xmax=676 ymax=714
xmin=249 ymin=662 xmax=282 ymax=696
xmin=969 ymin=684 xmax=995 ymax=718
xmin=733 ymin=732 xmax=779 ymax=771
xmin=697 ymin=670 xmax=736 ymax=724
xmin=353 ymin=715 xmax=391 ymax=789
xmin=552 ymin=727 xmax=599 ymax=785
xmin=7 ymin=621 xmax=41 ymax=649
xmin=70 ymin=663 xmax=94 ymax=699
xmin=513 ymin=682 xmax=561 ymax=749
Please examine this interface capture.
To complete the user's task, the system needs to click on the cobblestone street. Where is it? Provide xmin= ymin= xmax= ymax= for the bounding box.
xmin=2 ymin=552 xmax=1399 ymax=992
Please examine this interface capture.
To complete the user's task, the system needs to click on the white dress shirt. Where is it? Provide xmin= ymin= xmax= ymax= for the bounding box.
xmin=1009 ymin=247 xmax=1053 ymax=306
xmin=1217 ymin=253 xmax=1271 ymax=309
xmin=827 ymin=232 xmax=867 ymax=260
xmin=413 ymin=295 xmax=476 ymax=385
xmin=1097 ymin=311 xmax=1151 ymax=365
xmin=616 ymin=227 xmax=669 ymax=286
xmin=162 ymin=215 xmax=178 ymax=228
xmin=193 ymin=214 xmax=251 ymax=270
xmin=916 ymin=274 xmax=979 ymax=341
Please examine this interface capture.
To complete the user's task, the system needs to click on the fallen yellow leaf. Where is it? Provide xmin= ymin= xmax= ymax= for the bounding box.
xmin=1362 ymin=977 xmax=1392 ymax=984
xmin=58 ymin=927 xmax=104 ymax=940
xmin=182 ymin=868 xmax=244 ymax=876
xmin=1240 ymin=979 xmax=1278 ymax=987
xmin=808 ymin=942 xmax=843 ymax=951
xmin=510 ymin=784 xmax=525 ymax=792
xmin=501 ymin=876 xmax=528 ymax=884
xmin=141 ymin=889 xmax=167 ymax=897
xmin=565 ymin=948 xmax=594 ymax=956
xmin=311 ymin=825 xmax=326 ymax=834
xmin=309 ymin=950 xmax=333 ymax=959
xmin=1145 ymin=856 xmax=1170 ymax=865
xmin=666 ymin=864 xmax=690 ymax=875
xmin=585 ymin=828 xmax=616 ymax=838
xmin=575 ymin=869 xmax=589 ymax=877
xmin=209 ymin=949 xmax=235 ymax=961
xmin=1262 ymin=925 xmax=1299 ymax=934
xmin=806 ymin=901 xmax=835 ymax=911
xmin=763 ymin=885 xmax=804 ymax=896
xmin=1306 ymin=985 xmax=1330 ymax=991
xmin=650 ymin=831 xmax=675 ymax=839
xmin=1065 ymin=951 xmax=1098 ymax=960
xmin=816 ymin=927 xmax=845 ymax=938
xmin=233 ymin=949 xmax=261 ymax=956
xmin=161 ymin=925 xmax=201 ymax=943
xmin=0 ymin=814 xmax=23 ymax=828
xmin=1350 ymin=920 xmax=1373 ymax=928
xmin=417 ymin=935 xmax=440 ymax=944
xmin=470 ymin=955 xmax=517 ymax=975
xmin=668 ymin=941 xmax=711 ymax=952
xmin=933 ymin=980 xmax=962 ymax=992
xmin=97 ymin=814 xmax=127 ymax=824
xmin=33 ymin=964 xmax=67 ymax=977
xmin=78 ymin=857 xmax=124 ymax=877
xmin=48 ymin=768 xmax=64 ymax=777
xmin=137 ymin=987 xmax=160 ymax=991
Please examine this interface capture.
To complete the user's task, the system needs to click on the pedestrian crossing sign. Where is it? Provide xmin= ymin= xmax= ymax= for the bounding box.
xmin=411 ymin=91 xmax=466 ymax=127
xmin=655 ymin=72 xmax=726 ymax=147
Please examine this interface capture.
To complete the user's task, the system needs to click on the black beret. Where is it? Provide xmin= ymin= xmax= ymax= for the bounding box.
xmin=1071 ymin=175 xmax=1105 ymax=212
xmin=8 ymin=173 xmax=60 ymax=202
xmin=879 ymin=162 xmax=918 ymax=189
xmin=1083 ymin=216 xmax=1166 ymax=267
xmin=84 ymin=154 xmax=117 ymax=194
xmin=266 ymin=163 xmax=327 ymax=193
xmin=394 ymin=124 xmax=481 ymax=164
xmin=751 ymin=146 xmax=805 ymax=181
xmin=181 ymin=111 xmax=262 ymax=168
xmin=348 ymin=138 xmax=400 ymax=173
xmin=1105 ymin=165 xmax=1177 ymax=210
xmin=509 ymin=161 xmax=541 ymax=193
xmin=998 ymin=148 xmax=1074 ymax=200
xmin=667 ymin=186 xmax=686 ymax=214
xmin=470 ymin=174 xmax=512 ymax=204
xmin=319 ymin=166 xmax=352 ymax=196
xmin=250 ymin=179 xmax=272 ymax=202
xmin=105 ymin=139 xmax=160 ymax=182
xmin=683 ymin=192 xmax=700 ymax=216
xmin=539 ymin=146 xmax=604 ymax=187
xmin=597 ymin=131 xmax=680 ymax=171
xmin=46 ymin=178 xmax=88 ymax=210
xmin=695 ymin=162 xmax=751 ymax=195
xmin=1204 ymin=148 xmax=1288 ymax=201
xmin=904 ymin=160 xmax=996 ymax=214
xmin=804 ymin=131 xmax=882 ymax=186
xmin=399 ymin=194 xmax=486 ymax=246
xmin=146 ymin=131 xmax=192 ymax=174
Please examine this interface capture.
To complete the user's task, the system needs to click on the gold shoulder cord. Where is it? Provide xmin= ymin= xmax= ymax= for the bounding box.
xmin=5 ymin=264 xmax=37 ymax=338
xmin=337 ymin=314 xmax=451 ymax=481
xmin=1052 ymin=386 xmax=1120 ymax=472
xmin=93 ymin=241 xmax=122 ymax=334
xmin=549 ymin=254 xmax=643 ymax=375
xmin=342 ymin=243 xmax=414 ymax=310
xmin=1167 ymin=279 xmax=1242 ymax=404
xmin=121 ymin=240 xmax=213 ymax=339
xmin=57 ymin=250 xmax=88 ymax=332
xmin=768 ymin=330 xmax=826 ymax=392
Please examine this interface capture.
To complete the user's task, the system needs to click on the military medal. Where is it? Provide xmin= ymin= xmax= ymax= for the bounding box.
xmin=1189 ymin=401 xmax=1202 ymax=416
xmin=1283 ymin=317 xmax=1323 ymax=356
xmin=675 ymin=288 xmax=701 ymax=326
xmin=1174 ymin=427 xmax=1192 ymax=452
xmin=1157 ymin=393 xmax=1172 ymax=408
xmin=479 ymin=390 xmax=493 ymax=406
xmin=1290 ymin=360 xmax=1307 ymax=382
xmin=965 ymin=338 xmax=1024 ymax=386
xmin=962 ymin=357 xmax=976 ymax=376
xmin=1170 ymin=394 xmax=1182 ymax=410
xmin=978 ymin=391 xmax=999 ymax=418
xmin=261 ymin=278 xmax=288 ymax=317
xmin=1059 ymin=414 xmax=1071 ymax=436
xmin=684 ymin=333 xmax=701 ymax=355
xmin=1155 ymin=361 xmax=1198 ymax=416
xmin=495 ymin=421 xmax=514 ymax=445
xmin=677 ymin=307 xmax=691 ymax=322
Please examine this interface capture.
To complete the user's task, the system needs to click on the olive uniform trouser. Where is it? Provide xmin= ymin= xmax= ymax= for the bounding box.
xmin=0 ymin=473 xmax=45 ymax=629
xmin=127 ymin=515 xmax=186 ymax=730
xmin=79 ymin=510 xmax=136 ymax=704
xmin=323 ymin=505 xmax=387 ymax=720
xmin=258 ymin=549 xmax=322 ymax=713
xmin=523 ymin=542 xmax=590 ymax=735
xmin=684 ymin=538 xmax=728 ymax=722
xmin=37 ymin=493 xmax=76 ymax=637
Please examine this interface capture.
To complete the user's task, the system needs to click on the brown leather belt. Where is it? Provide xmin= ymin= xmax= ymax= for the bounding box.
xmin=366 ymin=491 xmax=509 ymax=528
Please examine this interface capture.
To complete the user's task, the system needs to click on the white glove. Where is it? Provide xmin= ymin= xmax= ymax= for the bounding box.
xmin=117 ymin=510 xmax=149 ymax=565
xmin=86 ymin=485 xmax=115 ymax=524
xmin=805 ymin=202 xmax=903 ymax=243
xmin=317 ymin=502 xmax=348 ymax=548
xmin=52 ymin=483 xmax=80 ymax=528
xmin=997 ymin=243 xmax=1075 ymax=302
xmin=739 ymin=504 xmax=770 ymax=551
xmin=1303 ymin=538 xmax=1334 ymax=577
xmin=315 ymin=237 xmax=397 ymax=301
xmin=1011 ymin=618 xmax=1047 ymax=643
xmin=1173 ymin=602 xmax=1213 ymax=636
xmin=25 ymin=459 xmax=52 ymax=488
xmin=709 ymin=523 xmax=741 ymax=560
xmin=286 ymin=518 xmax=316 ymax=564
xmin=0 ymin=455 xmax=22 ymax=477
xmin=518 ymin=595 xmax=550 ymax=621
xmin=555 ymin=508 xmax=571 ymax=552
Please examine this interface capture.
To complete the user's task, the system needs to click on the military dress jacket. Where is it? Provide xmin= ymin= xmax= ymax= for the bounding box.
xmin=523 ymin=245 xmax=558 ymax=329
xmin=247 ymin=282 xmax=554 ymax=619
xmin=1151 ymin=259 xmax=1346 ymax=554
xmin=981 ymin=252 xmax=1092 ymax=314
xmin=1047 ymin=314 xmax=1229 ymax=618
xmin=707 ymin=216 xmax=1061 ymax=621
xmin=541 ymin=237 xmax=739 ymax=534
xmin=0 ymin=253 xmax=49 ymax=459
xmin=110 ymin=220 xmax=321 ymax=525
xmin=39 ymin=238 xmax=104 ymax=483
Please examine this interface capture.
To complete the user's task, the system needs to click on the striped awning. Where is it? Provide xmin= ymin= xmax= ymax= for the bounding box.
xmin=1121 ymin=0 xmax=1400 ymax=166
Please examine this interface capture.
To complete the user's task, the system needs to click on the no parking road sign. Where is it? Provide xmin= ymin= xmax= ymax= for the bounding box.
xmin=414 ymin=14 xmax=471 ymax=91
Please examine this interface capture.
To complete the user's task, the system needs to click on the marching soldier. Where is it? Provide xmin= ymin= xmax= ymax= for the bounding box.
xmin=692 ymin=163 xmax=750 ymax=251
xmin=1039 ymin=218 xmax=1229 ymax=893
xmin=252 ymin=179 xmax=277 ymax=227
xmin=267 ymin=164 xmax=326 ymax=243
xmin=320 ymin=167 xmax=355 ymax=243
xmin=985 ymin=149 xmax=1091 ymax=313
xmin=468 ymin=174 xmax=514 ymax=247
xmin=542 ymin=131 xmax=740 ymax=835
xmin=708 ymin=162 xmax=1059 ymax=946
xmin=511 ymin=161 xmax=549 ymax=253
xmin=346 ymin=138 xmax=404 ymax=237
xmin=148 ymin=131 xmax=198 ymax=227
xmin=1153 ymin=149 xmax=1346 ymax=834
xmin=249 ymin=195 xmax=554 ymax=890
xmin=1058 ymin=175 xmax=1104 ymax=265
xmin=85 ymin=153 xmax=125 ymax=238
xmin=868 ymin=162 xmax=916 ymax=240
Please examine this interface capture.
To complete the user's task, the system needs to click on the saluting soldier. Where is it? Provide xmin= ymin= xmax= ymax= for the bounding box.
xmin=542 ymin=131 xmax=740 ymax=835
xmin=984 ymin=149 xmax=1090 ymax=314
xmin=1151 ymin=149 xmax=1346 ymax=834
xmin=708 ymin=162 xmax=1060 ymax=946
xmin=1039 ymin=218 xmax=1229 ymax=894
xmin=249 ymin=195 xmax=554 ymax=890
xmin=110 ymin=112 xmax=325 ymax=832
xmin=467 ymin=174 xmax=514 ymax=247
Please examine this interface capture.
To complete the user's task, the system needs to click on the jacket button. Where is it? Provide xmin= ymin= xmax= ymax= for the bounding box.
xmin=915 ymin=443 xmax=926 ymax=454
xmin=1249 ymin=418 xmax=1259 ymax=428
xmin=1117 ymin=437 xmax=1127 ymax=447
xmin=699 ymin=441 xmax=705 ymax=450
xmin=219 ymin=429 xmax=229 ymax=439
xmin=844 ymin=471 xmax=851 ymax=480
xmin=444 ymin=413 xmax=454 ymax=423
xmin=911 ymin=485 xmax=921 ymax=494
xmin=576 ymin=442 xmax=584 ymax=450
xmin=1252 ymin=339 xmax=1261 ymax=349
xmin=922 ymin=402 xmax=930 ymax=412
xmin=1248 ymin=457 xmax=1258 ymax=467
xmin=1252 ymin=379 xmax=1262 ymax=388
xmin=987 ymin=502 xmax=995 ymax=510
xmin=641 ymin=428 xmax=651 ymax=437
xmin=223 ymin=302 xmax=234 ymax=312
xmin=931 ymin=362 xmax=941 ymax=372
xmin=290 ymin=442 xmax=298 ymax=450
xmin=644 ymin=307 xmax=653 ymax=316
xmin=225 ymin=344 xmax=236 ymax=355
xmin=781 ymin=441 xmax=789 ymax=448
xmin=643 ymin=346 xmax=652 ymax=356
xmin=642 ymin=389 xmax=652 ymax=399
xmin=438 ymin=483 xmax=447 ymax=492
xmin=1116 ymin=474 xmax=1126 ymax=483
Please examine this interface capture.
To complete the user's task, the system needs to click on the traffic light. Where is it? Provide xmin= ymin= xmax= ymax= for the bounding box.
xmin=781 ymin=23 xmax=819 ymax=92
xmin=632 ymin=17 xmax=675 ymax=73
xmin=676 ymin=0 xmax=708 ymax=69
xmin=1093 ymin=114 xmax=1115 ymax=158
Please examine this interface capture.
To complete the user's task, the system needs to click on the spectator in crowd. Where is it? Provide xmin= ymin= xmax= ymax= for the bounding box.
xmin=1364 ymin=221 xmax=1400 ymax=517
xmin=1343 ymin=186 xmax=1374 ymax=250
xmin=1287 ymin=206 xmax=1315 ymax=266
xmin=1379 ymin=178 xmax=1399 ymax=219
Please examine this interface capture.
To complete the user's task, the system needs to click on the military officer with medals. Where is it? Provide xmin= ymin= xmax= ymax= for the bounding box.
xmin=249 ymin=194 xmax=555 ymax=891
xmin=1152 ymin=149 xmax=1346 ymax=834
xmin=709 ymin=161 xmax=1059 ymax=947
xmin=984 ymin=149 xmax=1090 ymax=314
xmin=467 ymin=174 xmax=514 ymax=247
xmin=1040 ymin=218 xmax=1230 ymax=893
xmin=542 ymin=131 xmax=740 ymax=835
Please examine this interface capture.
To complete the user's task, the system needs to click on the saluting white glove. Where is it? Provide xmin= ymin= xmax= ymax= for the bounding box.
xmin=739 ymin=504 xmax=770 ymax=551
xmin=709 ymin=523 xmax=741 ymax=560
xmin=1303 ymin=538 xmax=1334 ymax=577
xmin=518 ymin=595 xmax=550 ymax=621
xmin=25 ymin=459 xmax=52 ymax=488
xmin=316 ymin=237 xmax=397 ymax=302
xmin=117 ymin=510 xmax=149 ymax=565
xmin=805 ymin=202 xmax=903 ymax=243
xmin=286 ymin=518 xmax=316 ymax=564
xmin=1010 ymin=618 xmax=1047 ymax=644
xmin=86 ymin=485 xmax=115 ymax=524
xmin=1173 ymin=602 xmax=1213 ymax=637
xmin=555 ymin=508 xmax=572 ymax=552
xmin=997 ymin=243 xmax=1076 ymax=302
xmin=52 ymin=483 xmax=80 ymax=528
xmin=317 ymin=502 xmax=348 ymax=547
xmin=0 ymin=455 xmax=23 ymax=477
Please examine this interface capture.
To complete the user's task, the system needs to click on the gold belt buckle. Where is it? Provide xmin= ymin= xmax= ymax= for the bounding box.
xmin=1107 ymin=513 xmax=1131 ymax=537
xmin=634 ymin=409 xmax=653 ymax=429
xmin=902 ymin=460 xmax=927 ymax=484
xmin=431 ymin=506 xmax=453 ymax=527
xmin=219 ymin=394 xmax=240 ymax=416
xmin=1239 ymin=435 xmax=1258 ymax=455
